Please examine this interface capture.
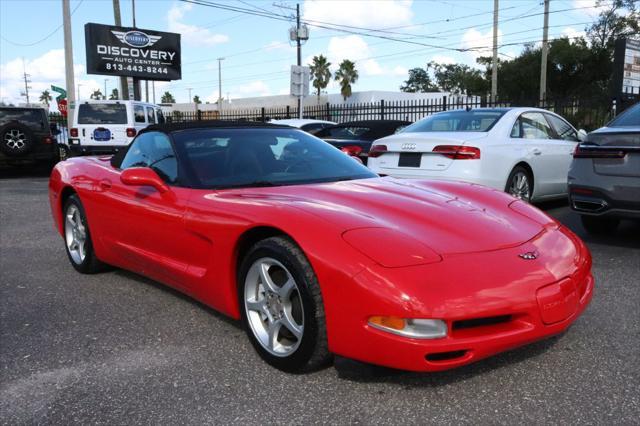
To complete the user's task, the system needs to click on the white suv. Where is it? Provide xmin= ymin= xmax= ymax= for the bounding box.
xmin=69 ymin=100 xmax=165 ymax=155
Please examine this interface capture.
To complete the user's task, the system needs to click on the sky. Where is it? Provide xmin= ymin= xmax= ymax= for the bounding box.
xmin=0 ymin=0 xmax=615 ymax=107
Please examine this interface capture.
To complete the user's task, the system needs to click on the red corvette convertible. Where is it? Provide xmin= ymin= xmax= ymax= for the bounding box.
xmin=49 ymin=121 xmax=593 ymax=373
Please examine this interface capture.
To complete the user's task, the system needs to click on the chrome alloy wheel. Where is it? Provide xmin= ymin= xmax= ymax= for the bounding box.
xmin=65 ymin=204 xmax=87 ymax=264
xmin=508 ymin=171 xmax=531 ymax=202
xmin=244 ymin=257 xmax=304 ymax=357
xmin=4 ymin=129 xmax=27 ymax=150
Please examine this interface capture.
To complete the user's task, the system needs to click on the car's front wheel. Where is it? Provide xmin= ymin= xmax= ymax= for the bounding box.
xmin=580 ymin=215 xmax=619 ymax=234
xmin=238 ymin=236 xmax=330 ymax=373
xmin=506 ymin=166 xmax=533 ymax=202
xmin=63 ymin=195 xmax=106 ymax=273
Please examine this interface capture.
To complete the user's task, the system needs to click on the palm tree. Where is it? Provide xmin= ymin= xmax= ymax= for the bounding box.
xmin=90 ymin=89 xmax=103 ymax=100
xmin=161 ymin=91 xmax=176 ymax=103
xmin=109 ymin=88 xmax=119 ymax=100
xmin=39 ymin=90 xmax=52 ymax=108
xmin=334 ymin=60 xmax=359 ymax=101
xmin=309 ymin=55 xmax=332 ymax=99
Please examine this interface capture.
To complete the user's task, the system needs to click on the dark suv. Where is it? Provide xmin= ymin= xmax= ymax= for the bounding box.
xmin=0 ymin=107 xmax=60 ymax=167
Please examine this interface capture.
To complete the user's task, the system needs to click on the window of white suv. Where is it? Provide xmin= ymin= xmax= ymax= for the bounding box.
xmin=78 ymin=103 xmax=127 ymax=124
xmin=146 ymin=107 xmax=156 ymax=124
xmin=134 ymin=105 xmax=146 ymax=123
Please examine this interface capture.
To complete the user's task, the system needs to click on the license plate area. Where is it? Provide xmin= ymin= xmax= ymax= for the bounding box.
xmin=398 ymin=152 xmax=422 ymax=167
xmin=93 ymin=128 xmax=111 ymax=141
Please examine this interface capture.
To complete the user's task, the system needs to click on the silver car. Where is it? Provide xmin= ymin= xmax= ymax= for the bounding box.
xmin=568 ymin=102 xmax=640 ymax=233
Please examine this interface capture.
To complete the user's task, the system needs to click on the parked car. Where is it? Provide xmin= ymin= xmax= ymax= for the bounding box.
xmin=314 ymin=120 xmax=411 ymax=164
xmin=568 ymin=102 xmax=640 ymax=233
xmin=269 ymin=118 xmax=336 ymax=135
xmin=69 ymin=100 xmax=165 ymax=155
xmin=0 ymin=106 xmax=60 ymax=168
xmin=368 ymin=108 xmax=587 ymax=202
xmin=49 ymin=120 xmax=593 ymax=373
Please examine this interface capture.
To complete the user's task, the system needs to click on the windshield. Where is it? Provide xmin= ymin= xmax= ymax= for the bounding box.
xmin=608 ymin=103 xmax=640 ymax=127
xmin=402 ymin=110 xmax=505 ymax=133
xmin=322 ymin=126 xmax=371 ymax=140
xmin=172 ymin=127 xmax=377 ymax=189
xmin=78 ymin=103 xmax=127 ymax=124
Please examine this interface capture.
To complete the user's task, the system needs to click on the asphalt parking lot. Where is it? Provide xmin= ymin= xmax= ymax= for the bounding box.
xmin=1 ymin=171 xmax=639 ymax=425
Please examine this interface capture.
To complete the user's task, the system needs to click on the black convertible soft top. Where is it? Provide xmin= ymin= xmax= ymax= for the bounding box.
xmin=142 ymin=120 xmax=292 ymax=134
xmin=315 ymin=119 xmax=412 ymax=141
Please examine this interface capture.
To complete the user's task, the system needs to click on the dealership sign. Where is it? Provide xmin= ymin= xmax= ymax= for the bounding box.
xmin=85 ymin=23 xmax=181 ymax=80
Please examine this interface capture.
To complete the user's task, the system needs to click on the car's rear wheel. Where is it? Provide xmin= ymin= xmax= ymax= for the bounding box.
xmin=238 ymin=236 xmax=330 ymax=373
xmin=0 ymin=123 xmax=35 ymax=157
xmin=580 ymin=215 xmax=619 ymax=234
xmin=506 ymin=166 xmax=533 ymax=202
xmin=63 ymin=195 xmax=106 ymax=273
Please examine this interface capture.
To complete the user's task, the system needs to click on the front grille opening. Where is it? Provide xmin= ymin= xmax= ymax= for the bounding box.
xmin=453 ymin=315 xmax=512 ymax=330
xmin=426 ymin=350 xmax=468 ymax=362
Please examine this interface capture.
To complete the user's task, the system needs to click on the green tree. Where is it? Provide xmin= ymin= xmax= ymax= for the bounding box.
xmin=334 ymin=59 xmax=359 ymax=101
xmin=586 ymin=0 xmax=639 ymax=51
xmin=109 ymin=88 xmax=119 ymax=100
xmin=193 ymin=95 xmax=202 ymax=104
xmin=428 ymin=62 xmax=489 ymax=96
xmin=90 ymin=89 xmax=103 ymax=100
xmin=39 ymin=90 xmax=52 ymax=108
xmin=400 ymin=68 xmax=438 ymax=93
xmin=309 ymin=54 xmax=332 ymax=98
xmin=161 ymin=91 xmax=176 ymax=103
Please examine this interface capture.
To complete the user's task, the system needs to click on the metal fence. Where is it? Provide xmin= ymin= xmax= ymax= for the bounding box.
xmin=49 ymin=94 xmax=639 ymax=144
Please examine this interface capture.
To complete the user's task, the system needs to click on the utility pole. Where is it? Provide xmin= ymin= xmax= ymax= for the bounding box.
xmin=62 ymin=0 xmax=75 ymax=120
xmin=113 ymin=0 xmax=128 ymax=100
xmin=152 ymin=81 xmax=156 ymax=104
xmin=104 ymin=79 xmax=108 ymax=99
xmin=217 ymin=57 xmax=224 ymax=112
xmin=131 ymin=0 xmax=140 ymax=100
xmin=22 ymin=68 xmax=31 ymax=105
xmin=491 ymin=0 xmax=498 ymax=102
xmin=296 ymin=3 xmax=302 ymax=119
xmin=77 ymin=84 xmax=82 ymax=101
xmin=187 ymin=88 xmax=193 ymax=105
xmin=539 ymin=0 xmax=550 ymax=103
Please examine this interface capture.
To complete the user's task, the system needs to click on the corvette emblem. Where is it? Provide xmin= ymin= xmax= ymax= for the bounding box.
xmin=401 ymin=143 xmax=416 ymax=150
xmin=518 ymin=251 xmax=538 ymax=260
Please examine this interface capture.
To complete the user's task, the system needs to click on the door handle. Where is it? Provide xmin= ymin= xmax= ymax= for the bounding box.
xmin=532 ymin=149 xmax=542 ymax=156
xmin=99 ymin=179 xmax=112 ymax=190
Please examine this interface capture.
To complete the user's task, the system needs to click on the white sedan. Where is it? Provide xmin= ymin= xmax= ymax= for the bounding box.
xmin=367 ymin=107 xmax=586 ymax=202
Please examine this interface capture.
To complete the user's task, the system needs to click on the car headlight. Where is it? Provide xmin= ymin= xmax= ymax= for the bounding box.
xmin=368 ymin=316 xmax=447 ymax=339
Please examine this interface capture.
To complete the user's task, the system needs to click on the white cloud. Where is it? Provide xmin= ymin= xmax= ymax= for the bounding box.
xmin=167 ymin=3 xmax=229 ymax=46
xmin=392 ymin=65 xmax=408 ymax=77
xmin=562 ymin=26 xmax=586 ymax=42
xmin=431 ymin=54 xmax=456 ymax=65
xmin=461 ymin=28 xmax=503 ymax=62
xmin=303 ymin=0 xmax=414 ymax=29
xmin=326 ymin=35 xmax=383 ymax=76
xmin=572 ymin=0 xmax=609 ymax=16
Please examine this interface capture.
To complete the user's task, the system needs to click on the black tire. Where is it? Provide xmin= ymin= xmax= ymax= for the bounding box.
xmin=580 ymin=215 xmax=619 ymax=234
xmin=0 ymin=122 xmax=36 ymax=157
xmin=238 ymin=236 xmax=330 ymax=373
xmin=57 ymin=144 xmax=70 ymax=162
xmin=63 ymin=194 xmax=107 ymax=274
xmin=505 ymin=165 xmax=533 ymax=202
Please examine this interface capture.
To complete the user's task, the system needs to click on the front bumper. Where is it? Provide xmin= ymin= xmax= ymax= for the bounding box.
xmin=324 ymin=226 xmax=594 ymax=372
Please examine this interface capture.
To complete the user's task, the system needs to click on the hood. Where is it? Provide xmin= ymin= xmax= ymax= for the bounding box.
xmin=235 ymin=177 xmax=548 ymax=256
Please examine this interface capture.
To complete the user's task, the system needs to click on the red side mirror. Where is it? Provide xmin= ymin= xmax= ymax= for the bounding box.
xmin=120 ymin=167 xmax=169 ymax=193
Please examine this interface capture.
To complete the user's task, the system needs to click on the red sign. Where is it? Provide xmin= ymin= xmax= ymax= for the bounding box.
xmin=58 ymin=99 xmax=68 ymax=117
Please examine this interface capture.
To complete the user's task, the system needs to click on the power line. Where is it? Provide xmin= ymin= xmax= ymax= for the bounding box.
xmin=1 ymin=0 xmax=84 ymax=47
